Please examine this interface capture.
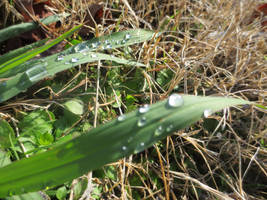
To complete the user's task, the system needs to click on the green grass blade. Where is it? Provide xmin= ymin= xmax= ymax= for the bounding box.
xmin=0 ymin=39 xmax=48 ymax=66
xmin=0 ymin=52 xmax=144 ymax=103
xmin=0 ymin=95 xmax=251 ymax=197
xmin=0 ymin=13 xmax=70 ymax=43
xmin=0 ymin=25 xmax=82 ymax=75
xmin=64 ymin=29 xmax=156 ymax=54
xmin=0 ymin=150 xmax=46 ymax=200
xmin=0 ymin=29 xmax=152 ymax=79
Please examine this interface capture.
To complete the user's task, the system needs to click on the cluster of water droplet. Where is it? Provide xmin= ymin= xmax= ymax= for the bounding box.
xmin=56 ymin=33 xmax=134 ymax=66
xmin=137 ymin=104 xmax=150 ymax=127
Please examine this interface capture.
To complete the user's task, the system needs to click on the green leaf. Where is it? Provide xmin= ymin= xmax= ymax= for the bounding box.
xmin=73 ymin=178 xmax=87 ymax=200
xmin=37 ymin=133 xmax=54 ymax=146
xmin=64 ymin=29 xmax=156 ymax=54
xmin=5 ymin=192 xmax=47 ymax=200
xmin=19 ymin=110 xmax=54 ymax=137
xmin=104 ymin=166 xmax=117 ymax=181
xmin=0 ymin=150 xmax=46 ymax=200
xmin=0 ymin=25 xmax=82 ymax=75
xmin=0 ymin=95 xmax=251 ymax=197
xmin=63 ymin=99 xmax=84 ymax=115
xmin=0 ymin=39 xmax=49 ymax=66
xmin=0 ymin=150 xmax=11 ymax=166
xmin=0 ymin=13 xmax=70 ymax=43
xmin=0 ymin=29 xmax=154 ymax=103
xmin=0 ymin=120 xmax=15 ymax=148
xmin=56 ymin=186 xmax=68 ymax=200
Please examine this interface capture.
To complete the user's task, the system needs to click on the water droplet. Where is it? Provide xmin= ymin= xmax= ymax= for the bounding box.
xmin=122 ymin=146 xmax=127 ymax=151
xmin=137 ymin=116 xmax=147 ymax=127
xmin=125 ymin=33 xmax=131 ymax=40
xmin=65 ymin=62 xmax=70 ymax=65
xmin=57 ymin=55 xmax=64 ymax=61
xmin=73 ymin=46 xmax=79 ymax=52
xmin=91 ymin=43 xmax=97 ymax=48
xmin=104 ymin=40 xmax=110 ymax=45
xmin=203 ymin=109 xmax=212 ymax=118
xmin=121 ymin=40 xmax=126 ymax=44
xmin=139 ymin=104 xmax=150 ymax=114
xmin=168 ymin=94 xmax=184 ymax=107
xmin=115 ymin=40 xmax=120 ymax=45
xmin=79 ymin=48 xmax=89 ymax=53
xmin=106 ymin=44 xmax=112 ymax=49
xmin=91 ymin=54 xmax=97 ymax=58
xmin=134 ymin=142 xmax=146 ymax=154
xmin=154 ymin=125 xmax=164 ymax=136
xmin=117 ymin=115 xmax=126 ymax=122
xmin=71 ymin=58 xmax=78 ymax=63
xmin=26 ymin=63 xmax=48 ymax=82
xmin=166 ymin=124 xmax=174 ymax=132
xmin=127 ymin=136 xmax=133 ymax=143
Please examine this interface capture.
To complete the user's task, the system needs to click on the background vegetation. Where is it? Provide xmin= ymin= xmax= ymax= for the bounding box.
xmin=0 ymin=0 xmax=266 ymax=199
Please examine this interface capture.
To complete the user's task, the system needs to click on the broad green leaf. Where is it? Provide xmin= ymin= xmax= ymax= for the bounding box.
xmin=19 ymin=110 xmax=55 ymax=137
xmin=0 ymin=52 xmax=144 ymax=103
xmin=0 ymin=29 xmax=154 ymax=103
xmin=0 ymin=25 xmax=82 ymax=75
xmin=0 ymin=95 xmax=251 ymax=197
xmin=64 ymin=29 xmax=156 ymax=54
xmin=0 ymin=120 xmax=15 ymax=148
xmin=0 ymin=39 xmax=48 ymax=66
xmin=0 ymin=150 xmax=46 ymax=200
xmin=0 ymin=13 xmax=70 ymax=43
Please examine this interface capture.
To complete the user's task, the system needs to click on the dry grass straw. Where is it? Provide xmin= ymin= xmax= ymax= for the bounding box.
xmin=0 ymin=0 xmax=266 ymax=199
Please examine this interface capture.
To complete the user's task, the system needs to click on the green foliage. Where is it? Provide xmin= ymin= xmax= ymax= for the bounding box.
xmin=63 ymin=99 xmax=84 ymax=115
xmin=72 ymin=178 xmax=88 ymax=200
xmin=0 ymin=13 xmax=69 ymax=43
xmin=0 ymin=119 xmax=15 ymax=148
xmin=0 ymin=95 xmax=250 ymax=197
xmin=0 ymin=28 xmax=155 ymax=103
xmin=0 ymin=15 xmax=256 ymax=199
xmin=56 ymin=186 xmax=68 ymax=200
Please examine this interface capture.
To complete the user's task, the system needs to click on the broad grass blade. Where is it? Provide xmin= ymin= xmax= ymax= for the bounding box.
xmin=0 ymin=52 xmax=144 ymax=103
xmin=0 ymin=95 xmax=250 ymax=197
xmin=0 ymin=39 xmax=48 ymax=66
xmin=0 ymin=13 xmax=70 ymax=43
xmin=0 ymin=25 xmax=82 ymax=75
xmin=0 ymin=150 xmax=45 ymax=199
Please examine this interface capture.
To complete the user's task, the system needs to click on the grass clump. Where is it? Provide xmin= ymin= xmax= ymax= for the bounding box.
xmin=0 ymin=0 xmax=266 ymax=199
